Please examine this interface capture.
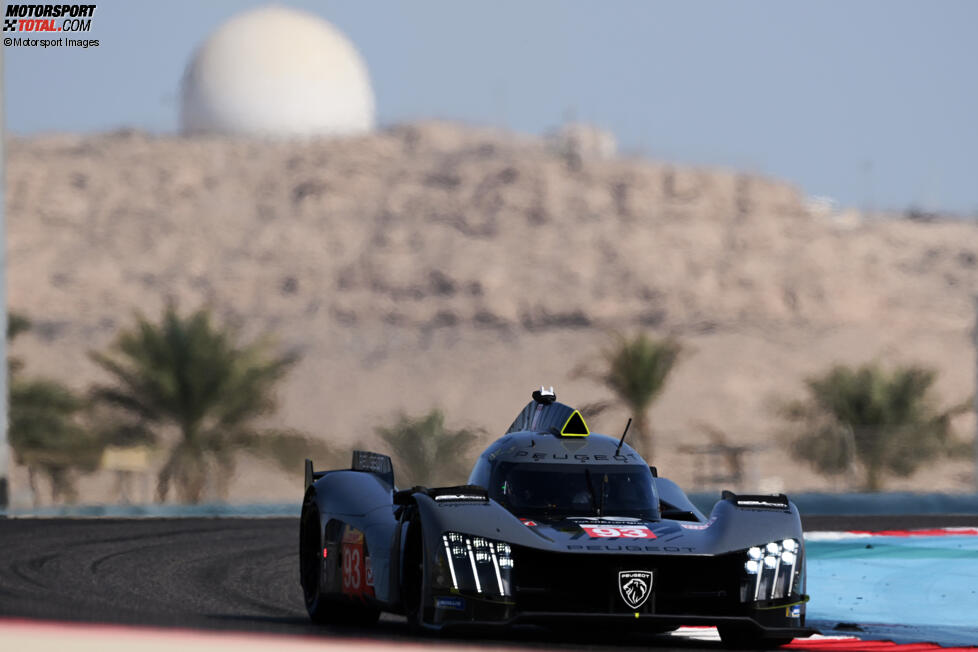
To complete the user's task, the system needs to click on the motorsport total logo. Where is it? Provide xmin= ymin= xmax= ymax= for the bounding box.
xmin=3 ymin=4 xmax=99 ymax=48
xmin=4 ymin=3 xmax=95 ymax=31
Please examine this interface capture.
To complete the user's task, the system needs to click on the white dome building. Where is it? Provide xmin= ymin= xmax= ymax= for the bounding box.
xmin=180 ymin=6 xmax=375 ymax=137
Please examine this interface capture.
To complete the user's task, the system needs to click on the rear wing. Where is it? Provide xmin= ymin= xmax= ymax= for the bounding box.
xmin=304 ymin=450 xmax=395 ymax=490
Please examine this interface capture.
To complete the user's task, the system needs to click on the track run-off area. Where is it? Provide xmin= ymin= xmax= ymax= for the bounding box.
xmin=0 ymin=516 xmax=976 ymax=651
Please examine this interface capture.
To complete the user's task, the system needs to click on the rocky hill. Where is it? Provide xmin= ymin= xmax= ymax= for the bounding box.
xmin=7 ymin=122 xmax=978 ymax=502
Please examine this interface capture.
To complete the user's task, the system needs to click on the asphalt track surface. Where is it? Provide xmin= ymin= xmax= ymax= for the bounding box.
xmin=1 ymin=516 xmax=976 ymax=651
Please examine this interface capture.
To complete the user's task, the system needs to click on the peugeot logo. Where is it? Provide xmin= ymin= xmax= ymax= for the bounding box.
xmin=618 ymin=570 xmax=653 ymax=609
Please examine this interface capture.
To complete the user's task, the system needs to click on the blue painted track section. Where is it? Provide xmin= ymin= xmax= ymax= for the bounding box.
xmin=807 ymin=534 xmax=978 ymax=646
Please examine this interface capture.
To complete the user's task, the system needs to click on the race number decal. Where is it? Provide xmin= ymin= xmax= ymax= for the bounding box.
xmin=581 ymin=525 xmax=656 ymax=539
xmin=342 ymin=543 xmax=362 ymax=592
xmin=341 ymin=525 xmax=374 ymax=597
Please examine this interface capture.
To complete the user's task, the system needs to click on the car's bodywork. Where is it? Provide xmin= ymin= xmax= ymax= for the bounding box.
xmin=299 ymin=390 xmax=815 ymax=647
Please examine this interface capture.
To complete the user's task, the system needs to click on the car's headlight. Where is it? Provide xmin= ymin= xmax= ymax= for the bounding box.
xmin=437 ymin=532 xmax=513 ymax=597
xmin=741 ymin=538 xmax=801 ymax=602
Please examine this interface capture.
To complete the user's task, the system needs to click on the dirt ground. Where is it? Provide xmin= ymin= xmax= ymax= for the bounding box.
xmin=6 ymin=122 xmax=978 ymax=505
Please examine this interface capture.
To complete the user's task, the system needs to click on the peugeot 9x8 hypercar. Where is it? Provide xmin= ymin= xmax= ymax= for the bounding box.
xmin=299 ymin=388 xmax=814 ymax=648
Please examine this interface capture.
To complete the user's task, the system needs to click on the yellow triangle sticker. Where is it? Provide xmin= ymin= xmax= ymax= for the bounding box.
xmin=560 ymin=410 xmax=589 ymax=437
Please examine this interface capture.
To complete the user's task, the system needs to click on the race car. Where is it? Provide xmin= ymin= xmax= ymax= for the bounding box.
xmin=299 ymin=388 xmax=815 ymax=648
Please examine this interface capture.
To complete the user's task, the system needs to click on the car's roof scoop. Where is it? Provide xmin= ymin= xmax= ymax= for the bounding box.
xmin=507 ymin=386 xmax=589 ymax=437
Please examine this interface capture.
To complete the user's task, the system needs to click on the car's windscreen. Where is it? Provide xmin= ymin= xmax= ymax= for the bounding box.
xmin=489 ymin=462 xmax=657 ymax=519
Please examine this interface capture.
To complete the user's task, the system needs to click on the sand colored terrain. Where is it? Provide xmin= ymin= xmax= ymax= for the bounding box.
xmin=6 ymin=122 xmax=978 ymax=504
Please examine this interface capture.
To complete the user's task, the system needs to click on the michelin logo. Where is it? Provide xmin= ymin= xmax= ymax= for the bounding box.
xmin=434 ymin=596 xmax=465 ymax=611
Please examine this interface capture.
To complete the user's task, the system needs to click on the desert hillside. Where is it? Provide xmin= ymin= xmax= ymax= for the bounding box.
xmin=7 ymin=122 xmax=978 ymax=501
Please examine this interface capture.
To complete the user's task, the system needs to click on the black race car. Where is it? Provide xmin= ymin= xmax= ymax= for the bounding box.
xmin=299 ymin=388 xmax=815 ymax=648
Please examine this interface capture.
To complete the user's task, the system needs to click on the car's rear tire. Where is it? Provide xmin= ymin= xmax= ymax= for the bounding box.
xmin=300 ymin=493 xmax=380 ymax=626
xmin=718 ymin=625 xmax=793 ymax=649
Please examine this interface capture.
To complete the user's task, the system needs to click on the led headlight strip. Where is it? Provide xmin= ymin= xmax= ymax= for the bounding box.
xmin=440 ymin=532 xmax=513 ymax=596
xmin=441 ymin=534 xmax=460 ymax=589
xmin=488 ymin=542 xmax=505 ymax=595
xmin=743 ymin=538 xmax=799 ymax=601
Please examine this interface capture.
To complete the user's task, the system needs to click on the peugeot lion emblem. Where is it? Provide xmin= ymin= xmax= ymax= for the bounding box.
xmin=618 ymin=570 xmax=653 ymax=610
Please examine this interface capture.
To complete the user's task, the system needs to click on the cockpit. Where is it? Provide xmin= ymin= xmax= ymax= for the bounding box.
xmin=488 ymin=462 xmax=658 ymax=519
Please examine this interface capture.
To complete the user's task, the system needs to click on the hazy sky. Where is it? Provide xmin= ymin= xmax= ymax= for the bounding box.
xmin=5 ymin=1 xmax=977 ymax=213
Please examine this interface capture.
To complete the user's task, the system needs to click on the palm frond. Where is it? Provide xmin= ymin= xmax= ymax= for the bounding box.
xmin=377 ymin=410 xmax=480 ymax=487
xmin=91 ymin=303 xmax=306 ymax=503
xmin=9 ymin=378 xmax=101 ymax=473
xmin=577 ymin=332 xmax=681 ymax=459
xmin=782 ymin=361 xmax=964 ymax=490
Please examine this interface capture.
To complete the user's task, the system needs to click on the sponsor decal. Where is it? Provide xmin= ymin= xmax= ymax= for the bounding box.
xmin=581 ymin=524 xmax=656 ymax=539
xmin=787 ymin=604 xmax=801 ymax=617
xmin=572 ymin=516 xmax=643 ymax=524
xmin=434 ymin=494 xmax=485 ymax=501
xmin=732 ymin=498 xmax=790 ymax=513
xmin=364 ymin=556 xmax=374 ymax=587
xmin=342 ymin=527 xmax=363 ymax=545
xmin=340 ymin=525 xmax=374 ymax=598
xmin=511 ymin=450 xmax=640 ymax=462
xmin=680 ymin=516 xmax=717 ymax=530
xmin=618 ymin=570 xmax=653 ymax=609
xmin=434 ymin=596 xmax=466 ymax=611
xmin=520 ymin=518 xmax=537 ymax=527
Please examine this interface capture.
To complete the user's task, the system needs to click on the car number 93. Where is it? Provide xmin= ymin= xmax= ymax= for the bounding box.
xmin=581 ymin=525 xmax=655 ymax=539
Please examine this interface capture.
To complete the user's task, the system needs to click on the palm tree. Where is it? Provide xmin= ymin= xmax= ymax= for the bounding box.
xmin=10 ymin=379 xmax=102 ymax=504
xmin=376 ymin=410 xmax=480 ymax=487
xmin=7 ymin=313 xmax=101 ymax=504
xmin=780 ymin=362 xmax=967 ymax=491
xmin=581 ymin=333 xmax=682 ymax=461
xmin=90 ymin=303 xmax=322 ymax=503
